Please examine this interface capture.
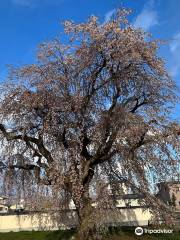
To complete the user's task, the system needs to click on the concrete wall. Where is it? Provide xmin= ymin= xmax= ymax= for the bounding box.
xmin=0 ymin=208 xmax=152 ymax=232
xmin=0 ymin=213 xmax=63 ymax=232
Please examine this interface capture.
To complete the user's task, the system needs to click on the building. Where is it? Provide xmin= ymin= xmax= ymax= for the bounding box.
xmin=0 ymin=197 xmax=9 ymax=214
xmin=0 ymin=204 xmax=8 ymax=214
xmin=157 ymin=181 xmax=180 ymax=211
xmin=107 ymin=180 xmax=148 ymax=208
xmin=0 ymin=196 xmax=8 ymax=205
xmin=0 ymin=196 xmax=25 ymax=214
xmin=0 ymin=185 xmax=153 ymax=232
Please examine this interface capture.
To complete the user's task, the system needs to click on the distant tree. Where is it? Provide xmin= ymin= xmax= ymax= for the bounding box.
xmin=0 ymin=9 xmax=179 ymax=239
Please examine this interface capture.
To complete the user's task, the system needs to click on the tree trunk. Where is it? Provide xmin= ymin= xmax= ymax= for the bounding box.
xmin=73 ymin=185 xmax=102 ymax=240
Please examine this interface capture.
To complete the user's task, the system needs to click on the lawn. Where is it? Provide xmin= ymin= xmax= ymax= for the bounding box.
xmin=0 ymin=230 xmax=75 ymax=240
xmin=0 ymin=228 xmax=179 ymax=240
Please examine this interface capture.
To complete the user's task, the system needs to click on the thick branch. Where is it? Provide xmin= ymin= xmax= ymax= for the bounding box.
xmin=9 ymin=164 xmax=39 ymax=171
xmin=80 ymin=130 xmax=92 ymax=160
xmin=0 ymin=124 xmax=54 ymax=164
xmin=130 ymin=98 xmax=148 ymax=113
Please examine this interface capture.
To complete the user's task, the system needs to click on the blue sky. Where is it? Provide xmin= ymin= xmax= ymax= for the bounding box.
xmin=0 ymin=0 xmax=179 ymax=119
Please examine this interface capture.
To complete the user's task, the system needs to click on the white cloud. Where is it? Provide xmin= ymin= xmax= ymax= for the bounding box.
xmin=133 ymin=1 xmax=158 ymax=31
xmin=104 ymin=9 xmax=115 ymax=24
xmin=169 ymin=33 xmax=180 ymax=77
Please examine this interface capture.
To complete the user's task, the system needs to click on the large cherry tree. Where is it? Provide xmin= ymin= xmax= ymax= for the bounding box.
xmin=0 ymin=9 xmax=179 ymax=239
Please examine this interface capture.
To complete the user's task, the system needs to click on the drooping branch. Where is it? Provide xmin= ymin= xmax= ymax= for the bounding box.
xmin=108 ymin=163 xmax=174 ymax=215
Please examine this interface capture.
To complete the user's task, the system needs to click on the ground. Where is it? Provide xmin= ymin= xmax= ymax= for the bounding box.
xmin=0 ymin=228 xmax=179 ymax=240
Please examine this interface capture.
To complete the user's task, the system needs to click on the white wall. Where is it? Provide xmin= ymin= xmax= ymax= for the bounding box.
xmin=0 ymin=208 xmax=152 ymax=232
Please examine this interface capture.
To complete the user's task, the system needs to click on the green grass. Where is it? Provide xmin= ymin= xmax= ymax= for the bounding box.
xmin=0 ymin=228 xmax=179 ymax=240
xmin=0 ymin=230 xmax=75 ymax=240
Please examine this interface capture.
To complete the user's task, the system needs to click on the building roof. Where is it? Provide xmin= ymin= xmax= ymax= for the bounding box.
xmin=113 ymin=193 xmax=145 ymax=200
xmin=0 ymin=196 xmax=8 ymax=200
